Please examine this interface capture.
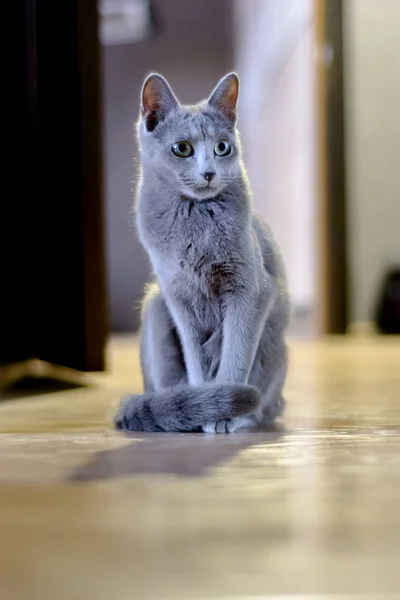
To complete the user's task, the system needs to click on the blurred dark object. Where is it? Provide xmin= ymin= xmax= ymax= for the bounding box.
xmin=375 ymin=268 xmax=400 ymax=334
xmin=2 ymin=0 xmax=108 ymax=374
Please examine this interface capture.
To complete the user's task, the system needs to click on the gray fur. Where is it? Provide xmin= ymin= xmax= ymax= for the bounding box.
xmin=115 ymin=72 xmax=290 ymax=434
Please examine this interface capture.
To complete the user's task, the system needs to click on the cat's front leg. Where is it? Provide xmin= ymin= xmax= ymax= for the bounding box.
xmin=216 ymin=282 xmax=277 ymax=385
xmin=165 ymin=297 xmax=205 ymax=386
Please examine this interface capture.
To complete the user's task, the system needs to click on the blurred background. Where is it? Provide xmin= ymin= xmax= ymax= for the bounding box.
xmin=2 ymin=0 xmax=400 ymax=376
xmin=103 ymin=0 xmax=319 ymax=336
xmin=102 ymin=0 xmax=399 ymax=338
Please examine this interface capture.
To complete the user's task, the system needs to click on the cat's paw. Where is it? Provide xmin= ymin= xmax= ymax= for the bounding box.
xmin=202 ymin=417 xmax=246 ymax=434
xmin=203 ymin=419 xmax=231 ymax=433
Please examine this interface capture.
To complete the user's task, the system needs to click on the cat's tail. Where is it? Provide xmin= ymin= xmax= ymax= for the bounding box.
xmin=115 ymin=383 xmax=259 ymax=432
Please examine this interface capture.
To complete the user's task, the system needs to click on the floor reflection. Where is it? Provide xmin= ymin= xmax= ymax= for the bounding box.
xmin=71 ymin=427 xmax=284 ymax=480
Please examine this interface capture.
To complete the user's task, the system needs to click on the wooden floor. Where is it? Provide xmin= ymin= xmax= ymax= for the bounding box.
xmin=0 ymin=335 xmax=399 ymax=600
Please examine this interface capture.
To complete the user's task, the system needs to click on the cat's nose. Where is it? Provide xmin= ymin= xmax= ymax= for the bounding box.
xmin=203 ymin=171 xmax=215 ymax=183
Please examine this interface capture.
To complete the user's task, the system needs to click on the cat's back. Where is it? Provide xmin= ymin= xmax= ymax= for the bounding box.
xmin=251 ymin=213 xmax=286 ymax=283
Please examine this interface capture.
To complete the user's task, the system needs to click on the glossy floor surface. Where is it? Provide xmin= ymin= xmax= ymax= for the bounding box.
xmin=0 ymin=336 xmax=399 ymax=600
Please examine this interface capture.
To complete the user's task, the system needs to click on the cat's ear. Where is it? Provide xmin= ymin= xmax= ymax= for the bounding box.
xmin=208 ymin=73 xmax=239 ymax=124
xmin=141 ymin=74 xmax=179 ymax=132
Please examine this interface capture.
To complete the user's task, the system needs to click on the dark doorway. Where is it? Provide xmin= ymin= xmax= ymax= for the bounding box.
xmin=2 ymin=0 xmax=108 ymax=375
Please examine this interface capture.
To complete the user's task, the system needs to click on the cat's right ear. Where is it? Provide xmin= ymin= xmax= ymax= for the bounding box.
xmin=208 ymin=73 xmax=239 ymax=125
xmin=141 ymin=74 xmax=179 ymax=132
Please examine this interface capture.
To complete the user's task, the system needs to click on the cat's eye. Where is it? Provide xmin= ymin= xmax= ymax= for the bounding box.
xmin=214 ymin=140 xmax=231 ymax=156
xmin=172 ymin=141 xmax=193 ymax=158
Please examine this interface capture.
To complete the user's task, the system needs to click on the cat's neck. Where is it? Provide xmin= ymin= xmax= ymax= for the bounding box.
xmin=138 ymin=167 xmax=251 ymax=237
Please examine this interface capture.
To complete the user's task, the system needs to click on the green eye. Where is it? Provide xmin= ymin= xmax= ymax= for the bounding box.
xmin=172 ymin=141 xmax=193 ymax=158
xmin=214 ymin=140 xmax=231 ymax=156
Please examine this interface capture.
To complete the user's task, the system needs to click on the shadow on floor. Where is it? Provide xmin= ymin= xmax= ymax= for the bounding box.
xmin=70 ymin=425 xmax=285 ymax=480
xmin=0 ymin=376 xmax=87 ymax=402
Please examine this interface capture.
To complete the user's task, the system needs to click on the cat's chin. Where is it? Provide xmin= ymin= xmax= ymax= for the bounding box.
xmin=180 ymin=186 xmax=221 ymax=201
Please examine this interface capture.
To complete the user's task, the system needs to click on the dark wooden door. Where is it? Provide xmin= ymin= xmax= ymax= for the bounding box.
xmin=316 ymin=0 xmax=349 ymax=334
xmin=1 ymin=0 xmax=107 ymax=372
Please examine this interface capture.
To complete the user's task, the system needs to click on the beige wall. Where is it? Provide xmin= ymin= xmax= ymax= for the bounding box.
xmin=345 ymin=0 xmax=400 ymax=324
xmin=234 ymin=0 xmax=317 ymax=312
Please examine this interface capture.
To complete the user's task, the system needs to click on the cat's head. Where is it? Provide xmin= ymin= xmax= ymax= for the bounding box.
xmin=137 ymin=73 xmax=242 ymax=199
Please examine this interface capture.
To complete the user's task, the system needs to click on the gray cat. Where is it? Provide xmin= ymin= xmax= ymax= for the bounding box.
xmin=115 ymin=72 xmax=290 ymax=433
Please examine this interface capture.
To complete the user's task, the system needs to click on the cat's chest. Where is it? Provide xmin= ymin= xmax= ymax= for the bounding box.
xmin=158 ymin=233 xmax=236 ymax=299
xmin=152 ymin=199 xmax=228 ymax=253
xmin=178 ymin=249 xmax=237 ymax=298
xmin=149 ymin=199 xmax=243 ymax=307
xmin=154 ymin=211 xmax=232 ymax=283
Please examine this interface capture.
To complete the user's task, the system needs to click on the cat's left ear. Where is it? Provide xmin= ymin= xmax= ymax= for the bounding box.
xmin=208 ymin=73 xmax=239 ymax=125
xmin=141 ymin=74 xmax=180 ymax=132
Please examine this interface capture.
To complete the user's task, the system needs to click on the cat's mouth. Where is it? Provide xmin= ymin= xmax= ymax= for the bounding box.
xmin=181 ymin=182 xmax=221 ymax=200
xmin=195 ymin=184 xmax=213 ymax=192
